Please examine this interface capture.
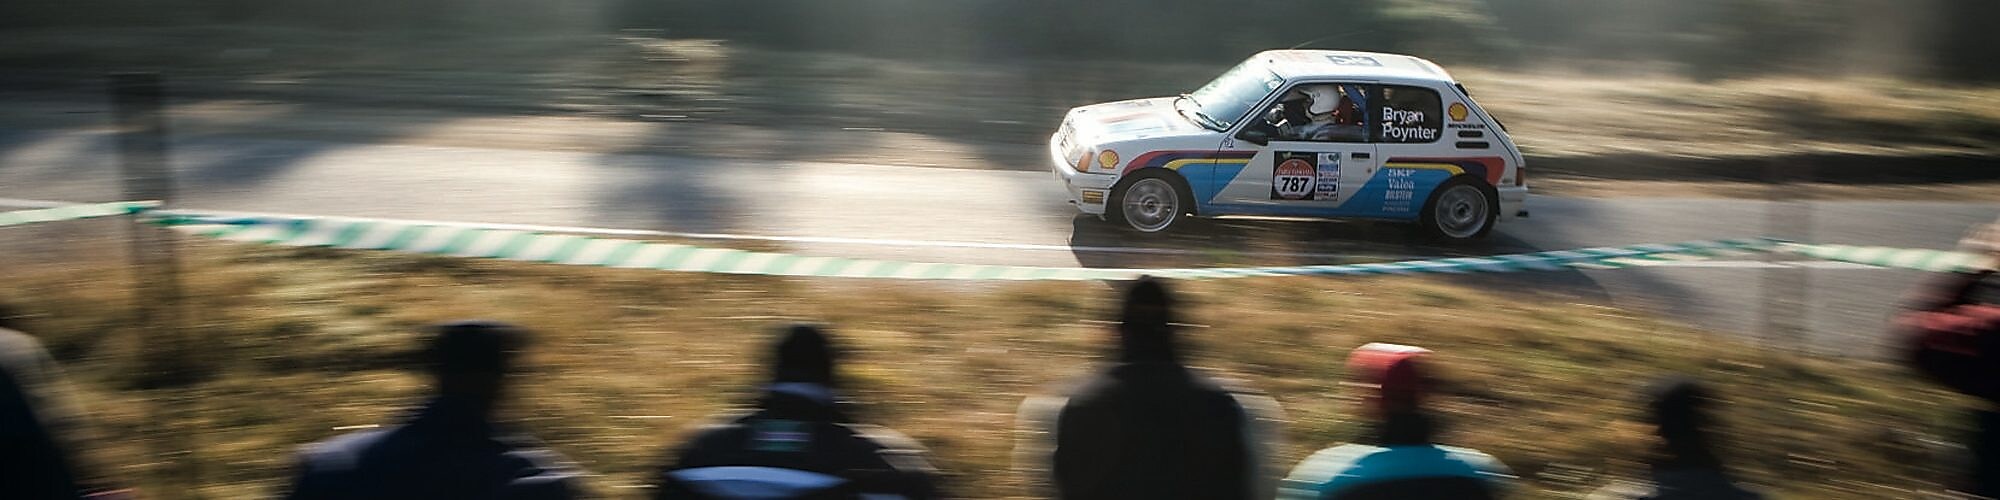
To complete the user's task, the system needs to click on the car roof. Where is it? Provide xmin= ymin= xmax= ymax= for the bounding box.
xmin=1255 ymin=50 xmax=1454 ymax=83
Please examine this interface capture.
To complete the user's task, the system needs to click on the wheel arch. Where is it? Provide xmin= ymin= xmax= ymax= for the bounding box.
xmin=1418 ymin=173 xmax=1501 ymax=241
xmin=1112 ymin=168 xmax=1201 ymax=216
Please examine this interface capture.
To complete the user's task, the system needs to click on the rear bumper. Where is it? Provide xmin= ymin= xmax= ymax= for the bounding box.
xmin=1497 ymin=185 xmax=1527 ymax=221
xmin=1052 ymin=135 xmax=1117 ymax=216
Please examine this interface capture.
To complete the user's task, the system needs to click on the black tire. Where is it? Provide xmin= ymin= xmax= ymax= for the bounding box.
xmin=1419 ymin=177 xmax=1499 ymax=241
xmin=1106 ymin=172 xmax=1193 ymax=234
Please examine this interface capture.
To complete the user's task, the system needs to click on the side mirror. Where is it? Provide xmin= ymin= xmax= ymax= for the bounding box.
xmin=1238 ymin=127 xmax=1271 ymax=146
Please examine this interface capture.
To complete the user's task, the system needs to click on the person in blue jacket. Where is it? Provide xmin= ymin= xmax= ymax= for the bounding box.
xmin=285 ymin=320 xmax=583 ymax=499
xmin=1279 ymin=343 xmax=1512 ymax=500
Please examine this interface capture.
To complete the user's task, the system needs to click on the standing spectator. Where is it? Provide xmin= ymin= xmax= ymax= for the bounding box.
xmin=1895 ymin=216 xmax=2000 ymax=498
xmin=1051 ymin=276 xmax=1252 ymax=500
xmin=0 ymin=303 xmax=88 ymax=468
xmin=654 ymin=324 xmax=939 ymax=499
xmin=1588 ymin=377 xmax=1763 ymax=500
xmin=1279 ymin=343 xmax=1511 ymax=500
xmin=1 ymin=301 xmax=130 ymax=499
xmin=286 ymin=320 xmax=583 ymax=499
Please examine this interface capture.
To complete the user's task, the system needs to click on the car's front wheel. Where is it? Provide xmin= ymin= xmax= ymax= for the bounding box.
xmin=1108 ymin=175 xmax=1184 ymax=233
xmin=1419 ymin=177 xmax=1498 ymax=241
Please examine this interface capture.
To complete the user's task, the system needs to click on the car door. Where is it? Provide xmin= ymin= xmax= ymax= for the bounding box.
xmin=1209 ymin=82 xmax=1378 ymax=217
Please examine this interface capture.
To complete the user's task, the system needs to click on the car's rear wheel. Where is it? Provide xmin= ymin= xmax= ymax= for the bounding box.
xmin=1420 ymin=177 xmax=1497 ymax=241
xmin=1108 ymin=176 xmax=1184 ymax=233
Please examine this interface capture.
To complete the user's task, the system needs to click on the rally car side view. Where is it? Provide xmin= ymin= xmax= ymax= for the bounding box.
xmin=1051 ymin=50 xmax=1527 ymax=241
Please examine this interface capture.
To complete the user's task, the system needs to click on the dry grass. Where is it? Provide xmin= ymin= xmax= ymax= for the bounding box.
xmin=2 ymin=240 xmax=1983 ymax=499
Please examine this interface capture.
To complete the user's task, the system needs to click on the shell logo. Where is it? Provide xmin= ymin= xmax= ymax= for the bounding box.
xmin=1447 ymin=102 xmax=1469 ymax=122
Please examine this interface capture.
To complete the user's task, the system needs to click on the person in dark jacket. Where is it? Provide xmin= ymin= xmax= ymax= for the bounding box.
xmin=1279 ymin=343 xmax=1511 ymax=500
xmin=1052 ymin=276 xmax=1253 ymax=500
xmin=1588 ymin=377 xmax=1762 ymax=500
xmin=285 ymin=320 xmax=583 ymax=500
xmin=1895 ymin=216 xmax=2000 ymax=498
xmin=654 ymin=324 xmax=939 ymax=499
xmin=0 ymin=302 xmax=129 ymax=499
xmin=0 ymin=363 xmax=81 ymax=499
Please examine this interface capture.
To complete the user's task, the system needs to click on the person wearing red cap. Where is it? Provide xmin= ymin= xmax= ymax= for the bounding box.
xmin=1277 ymin=343 xmax=1512 ymax=500
xmin=1894 ymin=216 xmax=2000 ymax=498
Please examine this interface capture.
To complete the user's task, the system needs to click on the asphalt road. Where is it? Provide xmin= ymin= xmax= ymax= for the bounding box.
xmin=2 ymin=127 xmax=1993 ymax=356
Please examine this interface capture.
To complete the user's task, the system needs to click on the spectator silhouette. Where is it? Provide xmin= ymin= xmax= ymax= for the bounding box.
xmin=1894 ymin=216 xmax=2000 ymax=498
xmin=285 ymin=320 xmax=582 ymax=499
xmin=653 ymin=324 xmax=939 ymax=499
xmin=0 ymin=301 xmax=130 ymax=499
xmin=1279 ymin=343 xmax=1511 ymax=499
xmin=1051 ymin=276 xmax=1252 ymax=500
xmin=0 ymin=362 xmax=80 ymax=499
xmin=1589 ymin=377 xmax=1762 ymax=500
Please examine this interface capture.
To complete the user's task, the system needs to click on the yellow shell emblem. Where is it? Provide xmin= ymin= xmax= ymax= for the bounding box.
xmin=1448 ymin=102 xmax=1470 ymax=122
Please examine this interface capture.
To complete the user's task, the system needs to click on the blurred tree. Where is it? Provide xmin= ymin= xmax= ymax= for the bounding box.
xmin=3 ymin=0 xmax=1994 ymax=82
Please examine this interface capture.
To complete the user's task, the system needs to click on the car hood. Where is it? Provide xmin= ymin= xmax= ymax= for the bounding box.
xmin=1063 ymin=97 xmax=1213 ymax=145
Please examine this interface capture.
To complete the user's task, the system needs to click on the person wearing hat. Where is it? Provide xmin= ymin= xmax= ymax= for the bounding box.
xmin=1277 ymin=343 xmax=1511 ymax=500
xmin=286 ymin=320 xmax=583 ymax=499
xmin=1588 ymin=377 xmax=1763 ymax=500
xmin=1894 ymin=216 xmax=2000 ymax=497
xmin=652 ymin=324 xmax=938 ymax=499
xmin=1050 ymin=276 xmax=1254 ymax=500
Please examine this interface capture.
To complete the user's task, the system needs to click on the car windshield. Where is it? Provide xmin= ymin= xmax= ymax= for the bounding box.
xmin=1184 ymin=59 xmax=1284 ymax=130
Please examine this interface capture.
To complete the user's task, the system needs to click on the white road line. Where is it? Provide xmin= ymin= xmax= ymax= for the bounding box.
xmin=0 ymin=196 xmax=1895 ymax=270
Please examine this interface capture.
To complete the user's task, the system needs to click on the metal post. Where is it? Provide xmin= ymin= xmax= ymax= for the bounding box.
xmin=1759 ymin=156 xmax=1812 ymax=352
xmin=111 ymin=72 xmax=197 ymax=497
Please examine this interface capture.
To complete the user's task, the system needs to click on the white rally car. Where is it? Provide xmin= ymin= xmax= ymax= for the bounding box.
xmin=1052 ymin=50 xmax=1526 ymax=240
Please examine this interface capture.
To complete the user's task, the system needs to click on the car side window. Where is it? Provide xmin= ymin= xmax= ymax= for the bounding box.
xmin=1256 ymin=83 xmax=1370 ymax=143
xmin=1378 ymin=85 xmax=1443 ymax=143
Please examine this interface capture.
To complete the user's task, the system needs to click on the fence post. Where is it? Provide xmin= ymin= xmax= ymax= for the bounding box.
xmin=1759 ymin=156 xmax=1811 ymax=352
xmin=111 ymin=72 xmax=198 ymax=497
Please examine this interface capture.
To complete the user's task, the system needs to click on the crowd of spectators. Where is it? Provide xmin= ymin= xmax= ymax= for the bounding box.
xmin=3 ymin=217 xmax=1996 ymax=499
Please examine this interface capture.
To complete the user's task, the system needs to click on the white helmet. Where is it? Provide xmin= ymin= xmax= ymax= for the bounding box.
xmin=1304 ymin=86 xmax=1342 ymax=115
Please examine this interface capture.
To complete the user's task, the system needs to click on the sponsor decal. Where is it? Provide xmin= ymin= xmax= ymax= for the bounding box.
xmin=1316 ymin=153 xmax=1342 ymax=200
xmin=1381 ymin=106 xmax=1440 ymax=142
xmin=1446 ymin=123 xmax=1487 ymax=130
xmin=1080 ymin=189 xmax=1106 ymax=204
xmin=1325 ymin=55 xmax=1382 ymax=67
xmin=1271 ymin=152 xmax=1342 ymax=201
xmin=1271 ymin=152 xmax=1317 ymax=200
xmin=1448 ymin=102 xmax=1469 ymax=121
xmin=1382 ymin=167 xmax=1417 ymax=213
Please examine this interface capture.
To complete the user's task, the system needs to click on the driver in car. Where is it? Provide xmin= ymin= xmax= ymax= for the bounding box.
xmin=1280 ymin=85 xmax=1367 ymax=142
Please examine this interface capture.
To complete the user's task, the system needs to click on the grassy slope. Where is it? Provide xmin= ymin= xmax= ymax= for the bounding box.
xmin=5 ymin=241 xmax=1980 ymax=498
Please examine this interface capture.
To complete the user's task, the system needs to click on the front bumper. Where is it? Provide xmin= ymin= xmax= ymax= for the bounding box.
xmin=1051 ymin=136 xmax=1118 ymax=216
